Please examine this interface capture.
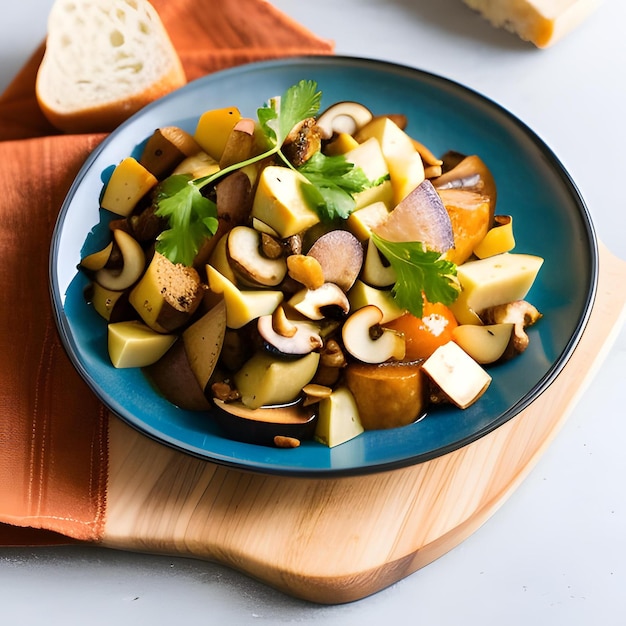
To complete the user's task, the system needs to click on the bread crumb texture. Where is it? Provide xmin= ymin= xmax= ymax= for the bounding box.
xmin=461 ymin=0 xmax=600 ymax=47
xmin=154 ymin=253 xmax=202 ymax=312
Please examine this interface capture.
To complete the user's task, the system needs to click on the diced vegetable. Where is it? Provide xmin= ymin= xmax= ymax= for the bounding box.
xmin=83 ymin=79 xmax=545 ymax=449
xmin=108 ymin=321 xmax=176 ymax=368
xmin=100 ymin=157 xmax=157 ymax=217
xmin=314 ymin=386 xmax=364 ymax=447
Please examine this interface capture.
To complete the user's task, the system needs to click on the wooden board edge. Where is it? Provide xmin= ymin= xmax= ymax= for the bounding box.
xmin=101 ymin=244 xmax=626 ymax=603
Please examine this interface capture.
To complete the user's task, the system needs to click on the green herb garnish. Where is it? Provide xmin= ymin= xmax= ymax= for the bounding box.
xmin=257 ymin=79 xmax=322 ymax=148
xmin=154 ymin=175 xmax=219 ymax=267
xmin=371 ymin=233 xmax=460 ymax=318
xmin=298 ymin=151 xmax=373 ymax=220
xmin=154 ymin=80 xmax=373 ymax=265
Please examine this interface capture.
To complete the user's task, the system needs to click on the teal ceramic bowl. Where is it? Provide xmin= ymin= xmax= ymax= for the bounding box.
xmin=49 ymin=57 xmax=597 ymax=476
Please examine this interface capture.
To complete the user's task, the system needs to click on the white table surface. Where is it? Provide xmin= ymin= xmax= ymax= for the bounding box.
xmin=1 ymin=1 xmax=625 ymax=624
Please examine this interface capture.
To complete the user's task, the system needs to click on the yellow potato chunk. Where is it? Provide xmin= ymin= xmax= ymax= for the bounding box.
xmin=100 ymin=157 xmax=158 ymax=217
xmin=455 ymin=252 xmax=544 ymax=316
xmin=345 ymin=137 xmax=393 ymax=209
xmin=250 ymin=166 xmax=320 ymax=238
xmin=206 ymin=265 xmax=283 ymax=329
xmin=234 ymin=351 xmax=320 ymax=410
xmin=193 ymin=106 xmax=242 ymax=161
xmin=473 ymin=215 xmax=516 ymax=259
xmin=348 ymin=280 xmax=404 ymax=324
xmin=108 ymin=321 xmax=176 ymax=369
xmin=315 ymin=386 xmax=364 ymax=448
xmin=346 ymin=201 xmax=390 ymax=241
xmin=355 ymin=117 xmax=425 ymax=205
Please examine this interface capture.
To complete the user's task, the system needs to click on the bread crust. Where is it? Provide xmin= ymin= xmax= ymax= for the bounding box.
xmin=37 ymin=63 xmax=186 ymax=134
xmin=462 ymin=0 xmax=600 ymax=47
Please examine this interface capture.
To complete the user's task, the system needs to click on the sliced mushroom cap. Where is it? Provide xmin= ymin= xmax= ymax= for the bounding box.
xmin=257 ymin=314 xmax=323 ymax=357
xmin=316 ymin=101 xmax=374 ymax=140
xmin=212 ymin=397 xmax=318 ymax=447
xmin=479 ymin=300 xmax=542 ymax=358
xmin=139 ymin=126 xmax=201 ymax=179
xmin=227 ymin=225 xmax=287 ymax=287
xmin=306 ymin=229 xmax=364 ymax=292
xmin=288 ymin=283 xmax=350 ymax=321
xmin=361 ymin=237 xmax=396 ymax=288
xmin=281 ymin=117 xmax=322 ymax=166
xmin=95 ymin=229 xmax=145 ymax=291
xmin=342 ymin=305 xmax=405 ymax=364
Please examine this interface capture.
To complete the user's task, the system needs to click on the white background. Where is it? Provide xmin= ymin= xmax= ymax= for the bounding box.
xmin=1 ymin=1 xmax=625 ymax=624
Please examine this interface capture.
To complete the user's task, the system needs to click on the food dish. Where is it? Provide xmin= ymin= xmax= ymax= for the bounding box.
xmin=49 ymin=56 xmax=597 ymax=476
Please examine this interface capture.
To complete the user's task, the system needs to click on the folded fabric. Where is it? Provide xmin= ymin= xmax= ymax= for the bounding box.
xmin=0 ymin=0 xmax=333 ymax=545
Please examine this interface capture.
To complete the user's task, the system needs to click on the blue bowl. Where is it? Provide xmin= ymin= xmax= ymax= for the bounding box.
xmin=49 ymin=57 xmax=597 ymax=476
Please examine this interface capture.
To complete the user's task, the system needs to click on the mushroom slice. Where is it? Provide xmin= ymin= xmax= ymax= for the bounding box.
xmin=139 ymin=126 xmax=201 ymax=179
xmin=212 ymin=398 xmax=317 ymax=447
xmin=257 ymin=314 xmax=323 ymax=357
xmin=480 ymin=300 xmax=542 ymax=356
xmin=226 ymin=225 xmax=287 ymax=287
xmin=288 ymin=283 xmax=350 ymax=321
xmin=282 ymin=117 xmax=322 ymax=166
xmin=361 ymin=238 xmax=396 ymax=288
xmin=306 ymin=229 xmax=364 ymax=292
xmin=95 ymin=229 xmax=145 ymax=291
xmin=342 ymin=305 xmax=405 ymax=364
xmin=270 ymin=305 xmax=297 ymax=338
xmin=316 ymin=101 xmax=374 ymax=140
xmin=219 ymin=118 xmax=257 ymax=168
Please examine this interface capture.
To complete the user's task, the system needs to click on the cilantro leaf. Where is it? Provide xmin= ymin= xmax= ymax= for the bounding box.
xmin=371 ymin=233 xmax=459 ymax=318
xmin=257 ymin=80 xmax=322 ymax=149
xmin=257 ymin=100 xmax=279 ymax=147
xmin=154 ymin=175 xmax=218 ymax=266
xmin=298 ymin=151 xmax=373 ymax=220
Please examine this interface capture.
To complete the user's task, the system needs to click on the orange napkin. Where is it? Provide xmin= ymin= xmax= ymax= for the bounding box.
xmin=0 ymin=0 xmax=333 ymax=545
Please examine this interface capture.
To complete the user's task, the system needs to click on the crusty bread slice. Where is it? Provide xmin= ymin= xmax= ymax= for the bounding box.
xmin=36 ymin=0 xmax=186 ymax=133
xmin=462 ymin=0 xmax=600 ymax=47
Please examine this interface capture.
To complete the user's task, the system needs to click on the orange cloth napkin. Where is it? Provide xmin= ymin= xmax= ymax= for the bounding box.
xmin=0 ymin=0 xmax=333 ymax=545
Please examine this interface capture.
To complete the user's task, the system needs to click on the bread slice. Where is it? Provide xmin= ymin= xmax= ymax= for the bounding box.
xmin=462 ymin=0 xmax=600 ymax=47
xmin=36 ymin=0 xmax=186 ymax=133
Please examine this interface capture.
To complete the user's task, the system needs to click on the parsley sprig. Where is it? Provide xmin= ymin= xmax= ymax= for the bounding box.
xmin=154 ymin=175 xmax=219 ymax=267
xmin=371 ymin=233 xmax=460 ymax=318
xmin=298 ymin=152 xmax=373 ymax=221
xmin=153 ymin=80 xmax=373 ymax=265
xmin=257 ymin=79 xmax=322 ymax=149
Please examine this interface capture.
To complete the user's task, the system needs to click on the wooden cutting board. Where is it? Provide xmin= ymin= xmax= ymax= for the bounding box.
xmin=102 ymin=242 xmax=626 ymax=605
